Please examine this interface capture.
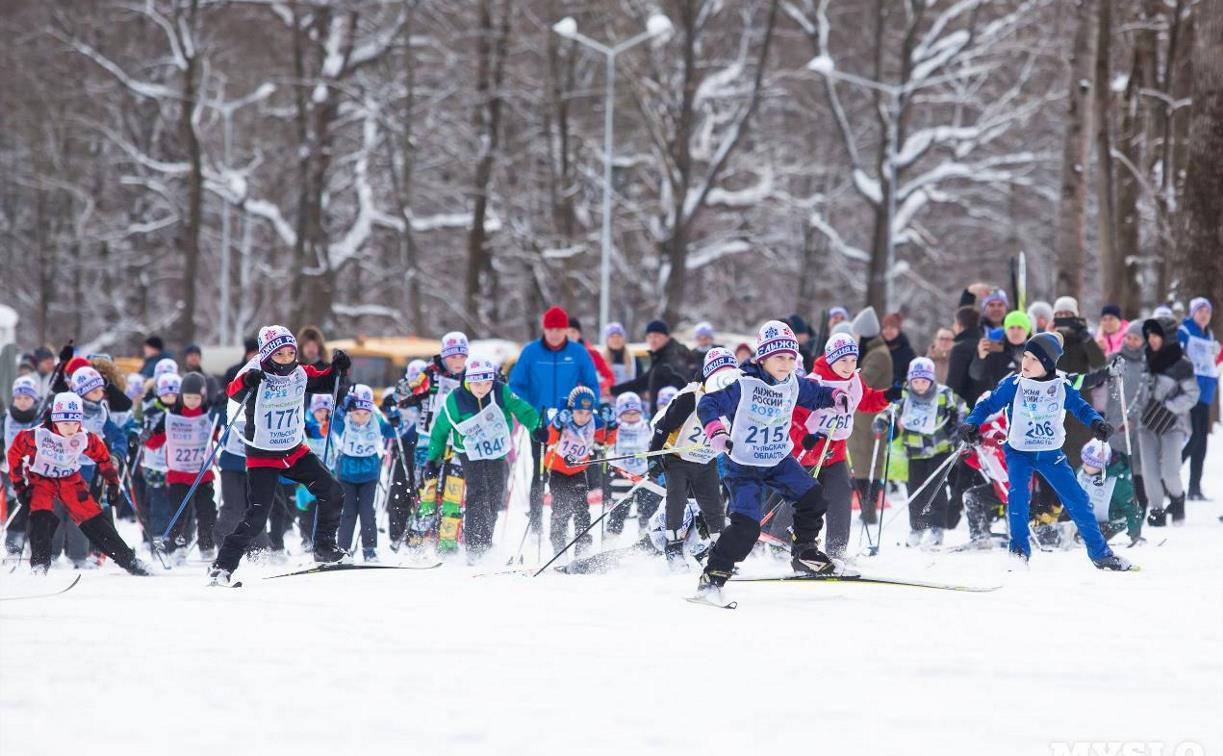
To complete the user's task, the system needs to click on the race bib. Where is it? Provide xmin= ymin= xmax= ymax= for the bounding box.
xmin=1077 ymin=469 xmax=1117 ymax=523
xmin=729 ymin=376 xmax=798 ymax=467
xmin=339 ymin=416 xmax=382 ymax=458
xmin=251 ymin=368 xmax=307 ymax=451
xmin=418 ymin=375 xmax=461 ymax=435
xmin=223 ymin=406 xmax=248 ymax=458
xmin=455 ymin=401 xmax=511 ymax=461
xmin=142 ymin=442 xmax=168 ymax=472
xmin=1185 ymin=335 xmax=1218 ymax=378
xmin=78 ymin=403 xmax=109 ymax=467
xmin=803 ymin=374 xmax=860 ymax=440
xmin=900 ymin=393 xmax=938 ymax=435
xmin=557 ymin=422 xmax=596 ymax=463
xmin=166 ymin=413 xmax=213 ymax=473
xmin=613 ymin=420 xmax=650 ymax=475
xmin=4 ymin=418 xmax=36 ymax=455
xmin=30 ymin=428 xmax=89 ymax=478
xmin=1007 ymin=377 xmax=1066 ymax=452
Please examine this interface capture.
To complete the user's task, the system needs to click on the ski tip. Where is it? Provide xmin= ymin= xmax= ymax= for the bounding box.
xmin=684 ymin=595 xmax=738 ymax=610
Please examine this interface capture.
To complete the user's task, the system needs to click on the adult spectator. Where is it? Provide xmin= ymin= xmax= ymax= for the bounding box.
xmin=139 ymin=336 xmax=170 ymax=378
xmin=509 ymin=306 xmax=600 ymax=532
xmin=32 ymin=346 xmax=56 ymax=395
xmin=1177 ymin=297 xmax=1219 ymax=500
xmin=567 ymin=317 xmax=614 ymax=398
xmin=927 ymin=327 xmax=954 ymax=384
xmin=1052 ymin=296 xmax=1106 ymax=467
xmin=881 ymin=312 xmax=916 ymax=387
xmin=969 ymin=310 xmax=1029 ymax=390
xmin=601 ymin=322 xmax=642 ymax=386
xmin=979 ymin=288 xmax=1008 ymax=329
xmin=846 ymin=307 xmax=892 ymax=524
xmin=786 ymin=314 xmax=816 ymax=372
xmin=946 ymin=306 xmax=983 ymax=406
xmin=1027 ymin=301 xmax=1054 ymax=333
xmin=297 ymin=326 xmax=329 ymax=369
xmin=182 ymin=344 xmax=222 ymax=402
xmin=611 ymin=319 xmax=697 ymax=414
xmin=692 ymin=321 xmax=719 ymax=359
xmin=224 ymin=337 xmax=259 ymax=385
xmin=1095 ymin=304 xmax=1128 ymax=357
xmin=1139 ymin=316 xmax=1199 ymax=525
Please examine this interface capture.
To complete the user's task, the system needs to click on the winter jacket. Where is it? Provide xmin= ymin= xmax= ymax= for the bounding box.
xmin=845 ymin=336 xmax=893 ymax=475
xmin=427 ymin=381 xmax=539 ymax=461
xmin=946 ymin=327 xmax=983 ymax=407
xmin=890 ymin=384 xmax=967 ymax=460
xmin=964 ymin=373 xmax=1103 ymax=453
xmin=789 ymin=355 xmax=890 ymax=468
xmin=612 ymin=336 xmax=698 ymax=414
xmin=1135 ymin=339 xmax=1200 ymax=437
xmin=331 ymin=409 xmax=395 ymax=484
xmin=969 ymin=338 xmax=1025 ymax=393
xmin=1176 ymin=318 xmax=1220 ymax=405
xmin=509 ymin=337 xmax=600 ymax=414
xmin=885 ymin=331 xmax=917 ymax=387
xmin=1081 ymin=345 xmax=1146 ymax=464
xmin=1095 ymin=321 xmax=1129 ymax=357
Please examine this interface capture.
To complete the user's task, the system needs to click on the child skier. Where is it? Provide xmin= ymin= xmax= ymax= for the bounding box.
xmin=958 ymin=332 xmax=1135 ymax=570
xmin=425 ymin=358 xmax=539 ymax=559
xmin=209 ymin=325 xmax=350 ymax=584
xmin=382 ymin=362 xmax=423 ymax=550
xmin=159 ymin=373 xmax=219 ymax=561
xmin=695 ymin=321 xmax=844 ymax=601
xmin=537 ymin=385 xmax=607 ymax=559
xmin=603 ymin=392 xmax=662 ymax=536
xmin=558 ymin=499 xmax=711 ymax=575
xmin=886 ymin=356 xmax=967 ymax=548
xmin=141 ymin=372 xmax=181 ymax=547
xmin=3 ymin=376 xmax=42 ymax=556
xmin=1077 ymin=440 xmax=1142 ymax=546
xmin=647 ymin=348 xmax=733 ymax=567
xmin=7 ymin=392 xmax=148 ymax=575
xmin=333 ymin=384 xmax=395 ymax=561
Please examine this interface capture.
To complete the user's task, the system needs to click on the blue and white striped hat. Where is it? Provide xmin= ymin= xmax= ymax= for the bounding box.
xmin=51 ymin=392 xmax=84 ymax=423
xmin=348 ymin=384 xmax=375 ymax=412
xmin=12 ymin=375 xmax=39 ymax=400
xmin=70 ymin=366 xmax=106 ymax=397
xmin=465 ymin=358 xmax=497 ymax=383
xmin=155 ymin=373 xmax=182 ymax=398
xmin=1081 ymin=440 xmax=1111 ymax=470
xmin=702 ymin=346 xmax=737 ymax=378
xmin=907 ymin=357 xmax=936 ymax=383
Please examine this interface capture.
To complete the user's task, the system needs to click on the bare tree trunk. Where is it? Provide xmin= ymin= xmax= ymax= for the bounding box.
xmin=1160 ymin=1 xmax=1195 ymax=297
xmin=401 ymin=0 xmax=422 ymax=335
xmin=177 ymin=0 xmax=202 ymax=345
xmin=1114 ymin=0 xmax=1155 ymax=315
xmin=1177 ymin=0 xmax=1223 ymax=308
xmin=1094 ymin=0 xmax=1120 ymax=311
xmin=1054 ymin=0 xmax=1095 ymax=299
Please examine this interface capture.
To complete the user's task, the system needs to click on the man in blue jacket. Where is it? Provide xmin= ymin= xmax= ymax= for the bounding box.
xmin=509 ymin=306 xmax=599 ymax=534
xmin=1178 ymin=297 xmax=1219 ymax=500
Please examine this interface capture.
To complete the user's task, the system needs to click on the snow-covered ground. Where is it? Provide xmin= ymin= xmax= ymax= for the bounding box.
xmin=3 ymin=436 xmax=1221 ymax=756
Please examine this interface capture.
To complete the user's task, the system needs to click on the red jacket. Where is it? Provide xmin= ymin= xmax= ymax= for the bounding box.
xmin=586 ymin=343 xmax=615 ymax=397
xmin=790 ymin=355 xmax=890 ymax=468
xmin=8 ymin=423 xmax=119 ymax=523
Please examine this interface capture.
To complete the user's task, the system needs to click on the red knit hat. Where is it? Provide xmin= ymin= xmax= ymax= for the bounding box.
xmin=542 ymin=306 xmax=569 ymax=329
xmin=65 ymin=356 xmax=93 ymax=377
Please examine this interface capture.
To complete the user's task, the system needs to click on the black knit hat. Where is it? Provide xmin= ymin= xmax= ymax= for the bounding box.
xmin=1024 ymin=332 xmax=1064 ymax=377
xmin=180 ymin=372 xmax=207 ymax=398
xmin=144 ymin=335 xmax=164 ymax=350
xmin=645 ymin=319 xmax=669 ymax=336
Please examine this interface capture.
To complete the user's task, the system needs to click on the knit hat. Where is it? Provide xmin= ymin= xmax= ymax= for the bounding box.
xmin=33 ymin=346 xmax=55 ymax=363
xmin=755 ymin=320 xmax=800 ymax=361
xmin=1024 ymin=332 xmax=1064 ymax=376
xmin=156 ymin=373 xmax=182 ymax=398
xmin=1081 ymin=439 xmax=1111 ymax=470
xmin=181 ymin=372 xmax=207 ymax=398
xmin=907 ymin=357 xmax=936 ymax=384
xmin=831 ymin=322 xmax=854 ymax=336
xmin=12 ymin=375 xmax=39 ymax=400
xmin=406 ymin=359 xmax=428 ymax=383
xmin=542 ymin=306 xmax=569 ymax=330
xmin=615 ymin=392 xmax=643 ymax=417
xmin=568 ymin=317 xmax=584 ymax=334
xmin=1125 ymin=320 xmax=1144 ymax=339
xmin=567 ymin=385 xmax=597 ymax=411
xmin=981 ymin=289 xmax=1008 ymax=309
xmin=1053 ymin=296 xmax=1080 ymax=316
xmin=828 ymin=306 xmax=849 ymax=320
xmin=70 ymin=367 xmax=105 ymax=397
xmin=645 ymin=319 xmax=670 ymax=337
xmin=1003 ymin=310 xmax=1032 ymax=336
xmin=787 ymin=314 xmax=809 ymax=336
xmin=851 ymin=307 xmax=880 ymax=339
xmin=348 ymin=384 xmax=375 ymax=412
xmin=1026 ymin=301 xmax=1053 ymax=327
xmin=656 ymin=385 xmax=679 ymax=408
xmin=258 ymin=325 xmax=297 ymax=363
xmin=1101 ymin=304 xmax=1122 ymax=319
xmin=702 ymin=347 xmax=738 ymax=378
xmin=440 ymin=331 xmax=469 ymax=359
xmin=693 ymin=321 xmax=715 ymax=340
xmin=125 ymin=373 xmax=144 ymax=399
xmin=51 ymin=392 xmax=84 ymax=424
xmin=65 ymin=356 xmax=92 ymax=377
xmin=309 ymin=394 xmax=334 ymax=414
xmin=144 ymin=335 xmax=165 ymax=351
xmin=1189 ymin=297 xmax=1213 ymax=318
xmin=824 ymin=332 xmax=858 ymax=365
xmin=604 ymin=322 xmax=626 ymax=340
xmin=465 ymin=357 xmax=497 ymax=383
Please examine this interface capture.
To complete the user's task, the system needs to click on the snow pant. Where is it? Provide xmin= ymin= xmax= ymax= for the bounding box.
xmin=1005 ymin=448 xmax=1111 ymax=561
xmin=459 ymin=455 xmax=507 ymax=555
xmin=1138 ymin=427 xmax=1187 ymax=508
xmin=4 ymin=488 xmax=29 ymax=555
xmin=339 ymin=479 xmax=378 ymax=554
xmin=663 ymin=458 xmax=725 ymax=535
xmin=217 ymin=469 xmax=271 ymax=552
xmin=548 ymin=471 xmax=591 ymax=557
xmin=30 ymin=510 xmax=139 ymax=573
xmin=166 ymin=481 xmax=217 ymax=553
xmin=705 ymin=457 xmax=828 ymax=576
xmin=946 ymin=459 xmax=978 ymax=530
xmin=1181 ymin=402 xmax=1209 ymax=495
xmin=963 ymin=483 xmax=1003 ymax=542
xmin=816 ymin=461 xmax=854 ymax=558
xmin=387 ymin=437 xmax=417 ymax=547
xmin=144 ymin=480 xmax=171 ymax=545
xmin=528 ymin=438 xmax=548 ymax=533
xmin=215 ymin=453 xmax=343 ymax=572
xmin=51 ymin=501 xmax=89 ymax=563
xmin=606 ymin=469 xmax=663 ymax=535
xmin=853 ymin=478 xmax=879 ymax=524
xmin=907 ymin=452 xmax=952 ymax=532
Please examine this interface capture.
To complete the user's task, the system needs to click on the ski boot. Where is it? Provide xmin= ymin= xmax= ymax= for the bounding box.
xmin=664 ymin=539 xmax=687 ymax=572
xmin=312 ymin=540 xmax=349 ymax=564
xmin=905 ymin=530 xmax=923 ymax=548
xmin=791 ymin=541 xmax=837 ymax=575
xmin=126 ymin=559 xmax=151 ymax=576
xmin=924 ymin=528 xmax=944 ymax=549
xmin=1007 ymin=545 xmax=1029 ymax=572
xmin=1093 ymin=553 xmax=1137 ymax=571
xmin=1146 ymin=506 xmax=1167 ymax=528
xmin=1186 ymin=489 xmax=1207 ymax=502
xmin=362 ymin=548 xmax=378 ymax=563
xmin=690 ymin=568 xmax=733 ymax=607
xmin=207 ymin=566 xmax=233 ymax=586
xmin=1166 ymin=494 xmax=1185 ymax=526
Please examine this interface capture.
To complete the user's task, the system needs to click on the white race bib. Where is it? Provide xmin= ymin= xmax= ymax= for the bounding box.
xmin=251 ymin=368 xmax=308 ymax=451
xmin=166 ymin=413 xmax=213 ymax=474
xmin=455 ymin=401 xmax=511 ymax=461
xmin=1007 ymin=377 xmax=1066 ymax=452
xmin=729 ymin=376 xmax=798 ymax=467
xmin=1185 ymin=334 xmax=1218 ymax=378
xmin=900 ymin=392 xmax=939 ymax=435
xmin=803 ymin=374 xmax=860 ymax=440
xmin=30 ymin=428 xmax=89 ymax=478
xmin=557 ymin=422 xmax=596 ymax=463
xmin=613 ymin=419 xmax=650 ymax=475
xmin=223 ymin=405 xmax=248 ymax=458
xmin=78 ymin=402 xmax=109 ymax=468
xmin=1076 ymin=469 xmax=1118 ymax=523
xmin=418 ymin=375 xmax=461 ymax=435
xmin=339 ymin=416 xmax=382 ymax=458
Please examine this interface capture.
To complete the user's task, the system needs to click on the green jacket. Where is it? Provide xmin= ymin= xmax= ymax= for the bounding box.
xmin=1078 ymin=456 xmax=1140 ymax=538
xmin=428 ymin=381 xmax=538 ymax=462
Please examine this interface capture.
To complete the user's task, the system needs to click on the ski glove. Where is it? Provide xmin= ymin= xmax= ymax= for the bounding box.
xmin=1091 ymin=419 xmax=1113 ymax=442
xmin=242 ymin=369 xmax=264 ymax=389
xmin=105 ymin=481 xmax=122 ymax=508
xmin=955 ymin=423 xmax=981 ymax=445
xmin=871 ymin=415 xmax=889 ymax=436
xmin=704 ymin=420 xmax=731 ymax=454
xmin=883 ymin=384 xmax=903 ymax=402
xmin=532 ymin=422 xmax=551 ymax=443
xmin=800 ymin=432 xmax=825 ymax=451
xmin=830 ymin=388 xmax=851 ymax=414
xmin=330 ymin=349 xmax=351 ymax=373
xmin=58 ymin=343 xmax=76 ymax=363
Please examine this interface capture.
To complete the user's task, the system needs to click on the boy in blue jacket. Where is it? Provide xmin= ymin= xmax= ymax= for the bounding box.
xmin=958 ymin=332 xmax=1135 ymax=571
xmin=694 ymin=320 xmax=846 ymax=601
xmin=332 ymin=384 xmax=395 ymax=561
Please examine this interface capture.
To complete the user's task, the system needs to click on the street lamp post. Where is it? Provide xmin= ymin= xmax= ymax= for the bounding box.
xmin=552 ymin=14 xmax=672 ymax=339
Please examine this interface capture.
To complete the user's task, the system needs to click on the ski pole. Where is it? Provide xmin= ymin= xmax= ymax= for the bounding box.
xmin=567 ymin=444 xmax=704 ymax=468
xmin=860 ymin=423 xmax=885 ymax=550
xmin=881 ymin=442 xmax=966 ymax=531
xmin=868 ymin=408 xmax=896 ymax=555
xmin=808 ymin=433 xmax=835 ymax=480
xmin=532 ymin=477 xmax=651 ymax=577
xmin=1115 ymin=372 xmax=1135 ymax=462
xmin=312 ymin=369 xmax=346 ymax=545
xmin=161 ymin=405 xmax=242 ymax=541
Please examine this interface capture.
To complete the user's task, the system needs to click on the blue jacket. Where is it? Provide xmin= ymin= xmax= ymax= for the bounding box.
xmin=508 ymin=337 xmax=600 ymax=413
xmin=965 ymin=373 xmax=1101 ymax=453
xmin=697 ymin=363 xmax=836 ymax=428
xmin=1177 ymin=318 xmax=1217 ymax=405
xmin=331 ymin=410 xmax=396 ymax=483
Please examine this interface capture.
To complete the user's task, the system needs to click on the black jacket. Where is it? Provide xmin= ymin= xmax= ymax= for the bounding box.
xmin=885 ymin=332 xmax=917 ymax=387
xmin=969 ymin=339 xmax=1025 ymax=392
xmin=611 ymin=337 xmax=697 ymax=414
xmin=946 ymin=327 xmax=983 ymax=406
